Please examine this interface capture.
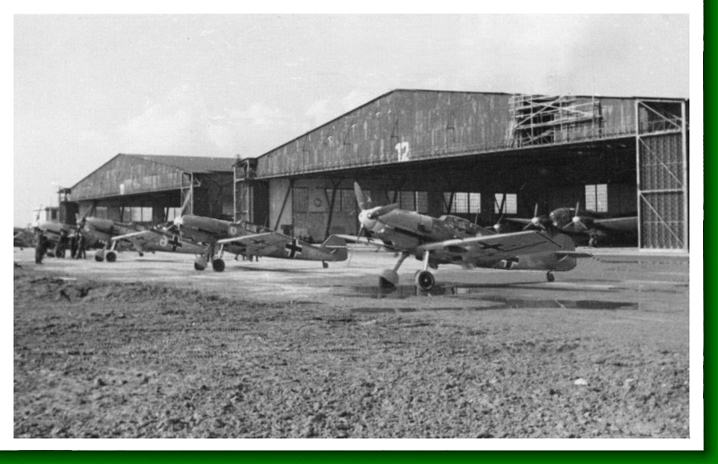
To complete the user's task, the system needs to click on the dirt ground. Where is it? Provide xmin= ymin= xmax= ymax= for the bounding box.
xmin=13 ymin=247 xmax=691 ymax=439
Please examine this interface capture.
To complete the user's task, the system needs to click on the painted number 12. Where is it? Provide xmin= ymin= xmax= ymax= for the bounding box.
xmin=396 ymin=142 xmax=410 ymax=162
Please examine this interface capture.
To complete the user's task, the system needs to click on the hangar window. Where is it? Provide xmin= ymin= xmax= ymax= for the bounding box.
xmin=399 ymin=191 xmax=415 ymax=210
xmin=416 ymin=192 xmax=428 ymax=213
xmin=444 ymin=192 xmax=481 ymax=214
xmin=293 ymin=188 xmax=308 ymax=213
xmin=585 ymin=184 xmax=608 ymax=212
xmin=494 ymin=193 xmax=517 ymax=214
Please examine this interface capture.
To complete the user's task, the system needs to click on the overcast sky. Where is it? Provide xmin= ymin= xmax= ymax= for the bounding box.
xmin=13 ymin=11 xmax=694 ymax=227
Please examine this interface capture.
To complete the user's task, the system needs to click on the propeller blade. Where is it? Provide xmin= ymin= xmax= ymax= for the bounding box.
xmin=367 ymin=203 xmax=399 ymax=219
xmin=356 ymin=225 xmax=365 ymax=244
xmin=354 ymin=182 xmax=368 ymax=211
xmin=179 ymin=189 xmax=193 ymax=216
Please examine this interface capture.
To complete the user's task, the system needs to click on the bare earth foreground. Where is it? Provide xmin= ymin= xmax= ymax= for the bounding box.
xmin=14 ymin=247 xmax=690 ymax=439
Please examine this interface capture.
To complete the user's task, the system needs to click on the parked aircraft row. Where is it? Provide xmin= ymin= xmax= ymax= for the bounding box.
xmin=17 ymin=184 xmax=635 ymax=290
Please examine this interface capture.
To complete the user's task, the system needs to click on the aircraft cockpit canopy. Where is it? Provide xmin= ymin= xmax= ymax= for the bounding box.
xmin=438 ymin=215 xmax=482 ymax=236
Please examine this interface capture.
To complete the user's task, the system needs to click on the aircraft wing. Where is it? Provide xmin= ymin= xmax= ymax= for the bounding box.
xmin=502 ymin=217 xmax=533 ymax=226
xmin=334 ymin=234 xmax=400 ymax=251
xmin=110 ymin=230 xmax=154 ymax=242
xmin=592 ymin=216 xmax=637 ymax=232
xmin=217 ymin=232 xmax=289 ymax=254
xmin=420 ymin=230 xmax=561 ymax=260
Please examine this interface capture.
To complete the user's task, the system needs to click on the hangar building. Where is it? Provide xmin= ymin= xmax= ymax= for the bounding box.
xmin=66 ymin=154 xmax=236 ymax=225
xmin=235 ymin=90 xmax=689 ymax=251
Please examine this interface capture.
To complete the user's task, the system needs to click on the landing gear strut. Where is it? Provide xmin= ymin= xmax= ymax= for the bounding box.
xmin=195 ymin=244 xmax=226 ymax=272
xmin=414 ymin=250 xmax=435 ymax=291
xmin=379 ymin=252 xmax=409 ymax=289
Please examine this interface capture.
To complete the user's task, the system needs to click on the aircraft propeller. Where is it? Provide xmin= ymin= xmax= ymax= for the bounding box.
xmin=524 ymin=203 xmax=550 ymax=231
xmin=564 ymin=201 xmax=589 ymax=231
xmin=171 ymin=189 xmax=194 ymax=237
xmin=353 ymin=182 xmax=400 ymax=244
xmin=493 ymin=195 xmax=507 ymax=233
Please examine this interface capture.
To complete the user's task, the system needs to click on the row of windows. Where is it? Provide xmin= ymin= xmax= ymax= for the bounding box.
xmin=291 ymin=186 xmax=608 ymax=215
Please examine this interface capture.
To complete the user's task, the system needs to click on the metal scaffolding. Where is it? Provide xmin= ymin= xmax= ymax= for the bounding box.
xmin=509 ymin=94 xmax=603 ymax=147
xmin=635 ymin=99 xmax=689 ymax=251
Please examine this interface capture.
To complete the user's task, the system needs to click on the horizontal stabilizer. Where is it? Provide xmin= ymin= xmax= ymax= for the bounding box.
xmin=556 ymin=251 xmax=593 ymax=259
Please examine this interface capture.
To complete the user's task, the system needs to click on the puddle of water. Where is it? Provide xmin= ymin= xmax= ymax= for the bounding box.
xmin=346 ymin=285 xmax=638 ymax=311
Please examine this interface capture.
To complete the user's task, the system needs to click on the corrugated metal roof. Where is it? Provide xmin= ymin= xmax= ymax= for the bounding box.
xmin=126 ymin=154 xmax=237 ymax=173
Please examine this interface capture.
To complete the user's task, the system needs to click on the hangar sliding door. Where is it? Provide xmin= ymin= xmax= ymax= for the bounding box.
xmin=635 ymin=100 xmax=688 ymax=251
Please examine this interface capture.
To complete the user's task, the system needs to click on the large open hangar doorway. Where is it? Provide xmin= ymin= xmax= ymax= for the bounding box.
xmin=236 ymin=90 xmax=688 ymax=251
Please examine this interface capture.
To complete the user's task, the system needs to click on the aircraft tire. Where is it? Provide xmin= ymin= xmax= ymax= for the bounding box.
xmin=106 ymin=251 xmax=117 ymax=263
xmin=415 ymin=270 xmax=435 ymax=291
xmin=546 ymin=272 xmax=555 ymax=282
xmin=322 ymin=261 xmax=328 ymax=269
xmin=212 ymin=259 xmax=225 ymax=272
xmin=95 ymin=251 xmax=105 ymax=262
xmin=194 ymin=256 xmax=208 ymax=271
xmin=379 ymin=269 xmax=399 ymax=289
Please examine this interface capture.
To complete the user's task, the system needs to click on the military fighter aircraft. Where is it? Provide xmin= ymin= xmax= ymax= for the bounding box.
xmin=500 ymin=202 xmax=637 ymax=247
xmin=552 ymin=202 xmax=637 ymax=247
xmin=14 ymin=227 xmax=35 ymax=249
xmin=82 ymin=217 xmax=205 ymax=262
xmin=340 ymin=183 xmax=591 ymax=290
xmin=171 ymin=214 xmax=348 ymax=272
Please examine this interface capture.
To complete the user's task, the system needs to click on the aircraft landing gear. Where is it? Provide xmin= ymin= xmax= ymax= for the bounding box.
xmin=212 ymin=258 xmax=225 ymax=272
xmin=106 ymin=250 xmax=117 ymax=263
xmin=95 ymin=250 xmax=105 ymax=262
xmin=415 ymin=250 xmax=436 ymax=291
xmin=379 ymin=252 xmax=409 ymax=289
xmin=546 ymin=271 xmax=555 ymax=282
xmin=415 ymin=270 xmax=435 ymax=291
xmin=322 ymin=261 xmax=328 ymax=269
xmin=194 ymin=256 xmax=208 ymax=271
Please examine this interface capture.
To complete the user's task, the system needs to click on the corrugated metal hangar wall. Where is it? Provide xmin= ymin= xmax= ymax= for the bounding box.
xmin=236 ymin=90 xmax=688 ymax=251
xmin=69 ymin=154 xmax=235 ymax=224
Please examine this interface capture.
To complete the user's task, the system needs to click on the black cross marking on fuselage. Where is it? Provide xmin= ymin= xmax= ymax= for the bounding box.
xmin=479 ymin=243 xmax=504 ymax=251
xmin=285 ymin=238 xmax=303 ymax=258
xmin=169 ymin=236 xmax=182 ymax=250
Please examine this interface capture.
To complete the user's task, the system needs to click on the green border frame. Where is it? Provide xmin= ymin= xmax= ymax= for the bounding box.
xmin=6 ymin=9 xmax=711 ymax=463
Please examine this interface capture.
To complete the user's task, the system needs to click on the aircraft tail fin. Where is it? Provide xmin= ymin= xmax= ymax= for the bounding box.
xmin=320 ymin=235 xmax=348 ymax=261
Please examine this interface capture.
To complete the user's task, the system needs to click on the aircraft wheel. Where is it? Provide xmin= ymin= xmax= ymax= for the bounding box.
xmin=139 ymin=252 xmax=144 ymax=257
xmin=95 ymin=251 xmax=105 ymax=262
xmin=322 ymin=261 xmax=328 ymax=269
xmin=212 ymin=258 xmax=225 ymax=272
xmin=194 ymin=256 xmax=208 ymax=271
xmin=106 ymin=251 xmax=117 ymax=263
xmin=379 ymin=269 xmax=399 ymax=289
xmin=415 ymin=270 xmax=435 ymax=291
xmin=546 ymin=272 xmax=555 ymax=282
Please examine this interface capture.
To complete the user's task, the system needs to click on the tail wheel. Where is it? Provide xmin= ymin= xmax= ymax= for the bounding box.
xmin=415 ymin=270 xmax=435 ymax=291
xmin=546 ymin=272 xmax=555 ymax=282
xmin=322 ymin=261 xmax=328 ymax=269
xmin=212 ymin=259 xmax=225 ymax=272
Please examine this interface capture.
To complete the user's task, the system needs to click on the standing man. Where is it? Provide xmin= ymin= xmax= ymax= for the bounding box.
xmin=75 ymin=230 xmax=87 ymax=260
xmin=34 ymin=229 xmax=47 ymax=264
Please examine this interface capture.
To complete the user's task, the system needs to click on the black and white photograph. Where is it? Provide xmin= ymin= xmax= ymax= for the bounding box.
xmin=9 ymin=2 xmax=702 ymax=450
